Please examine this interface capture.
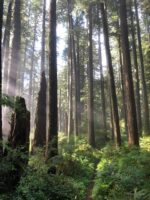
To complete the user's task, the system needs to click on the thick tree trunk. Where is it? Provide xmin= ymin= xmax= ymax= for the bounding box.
xmin=46 ymin=0 xmax=58 ymax=158
xmin=34 ymin=72 xmax=47 ymax=147
xmin=88 ymin=4 xmax=95 ymax=147
xmin=100 ymin=3 xmax=121 ymax=146
xmin=34 ymin=0 xmax=47 ymax=148
xmin=58 ymin=89 xmax=62 ymax=132
xmin=8 ymin=0 xmax=21 ymax=96
xmin=130 ymin=7 xmax=142 ymax=135
xmin=0 ymin=0 xmax=4 ymax=148
xmin=9 ymin=97 xmax=30 ymax=151
xmin=120 ymin=0 xmax=139 ymax=146
xmin=134 ymin=0 xmax=150 ymax=134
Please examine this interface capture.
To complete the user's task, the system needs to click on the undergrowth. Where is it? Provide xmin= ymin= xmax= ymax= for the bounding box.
xmin=92 ymin=136 xmax=150 ymax=200
xmin=0 ymin=134 xmax=100 ymax=200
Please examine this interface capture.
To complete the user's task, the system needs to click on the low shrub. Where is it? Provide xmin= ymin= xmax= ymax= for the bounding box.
xmin=92 ymin=137 xmax=150 ymax=200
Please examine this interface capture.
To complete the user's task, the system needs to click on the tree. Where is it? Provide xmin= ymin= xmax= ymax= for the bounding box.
xmin=34 ymin=72 xmax=47 ymax=147
xmin=87 ymin=3 xmax=95 ymax=147
xmin=0 ymin=0 xmax=3 ymax=144
xmin=120 ymin=0 xmax=139 ymax=146
xmin=7 ymin=0 xmax=21 ymax=96
xmin=67 ymin=0 xmax=74 ymax=140
xmin=3 ymin=0 xmax=13 ymax=94
xmin=130 ymin=5 xmax=142 ymax=135
xmin=134 ymin=0 xmax=150 ymax=134
xmin=46 ymin=0 xmax=58 ymax=158
xmin=34 ymin=0 xmax=47 ymax=148
xmin=97 ymin=12 xmax=107 ymax=132
xmin=100 ymin=3 xmax=121 ymax=146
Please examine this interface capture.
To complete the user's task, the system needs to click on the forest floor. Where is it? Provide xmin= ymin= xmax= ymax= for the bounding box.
xmin=85 ymin=159 xmax=99 ymax=200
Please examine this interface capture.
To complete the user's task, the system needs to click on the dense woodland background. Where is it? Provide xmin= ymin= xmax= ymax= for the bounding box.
xmin=0 ymin=0 xmax=150 ymax=199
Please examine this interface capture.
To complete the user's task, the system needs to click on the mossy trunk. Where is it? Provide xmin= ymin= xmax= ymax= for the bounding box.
xmin=9 ymin=96 xmax=30 ymax=151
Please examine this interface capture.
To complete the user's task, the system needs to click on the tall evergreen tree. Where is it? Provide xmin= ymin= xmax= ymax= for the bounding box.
xmin=88 ymin=3 xmax=95 ymax=147
xmin=34 ymin=0 xmax=47 ymax=148
xmin=120 ymin=0 xmax=139 ymax=146
xmin=100 ymin=3 xmax=121 ymax=146
xmin=46 ymin=0 xmax=58 ymax=158
xmin=0 ymin=0 xmax=4 ymax=143
xmin=130 ymin=5 xmax=142 ymax=135
xmin=134 ymin=0 xmax=150 ymax=134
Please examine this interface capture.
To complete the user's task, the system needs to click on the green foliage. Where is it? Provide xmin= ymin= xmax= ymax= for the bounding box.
xmin=15 ymin=171 xmax=83 ymax=200
xmin=92 ymin=137 xmax=150 ymax=200
xmin=0 ymin=144 xmax=28 ymax=194
xmin=0 ymin=135 xmax=100 ymax=200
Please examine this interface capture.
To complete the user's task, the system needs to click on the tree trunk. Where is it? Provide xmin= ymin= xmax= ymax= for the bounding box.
xmin=3 ymin=0 xmax=13 ymax=94
xmin=28 ymin=15 xmax=37 ymax=111
xmin=46 ymin=0 xmax=58 ymax=158
xmin=34 ymin=0 xmax=47 ymax=148
xmin=134 ymin=0 xmax=150 ymax=134
xmin=100 ymin=3 xmax=121 ymax=146
xmin=98 ymin=21 xmax=107 ymax=132
xmin=67 ymin=0 xmax=74 ymax=141
xmin=41 ymin=0 xmax=46 ymax=73
xmin=8 ymin=0 xmax=21 ymax=96
xmin=34 ymin=72 xmax=47 ymax=147
xmin=18 ymin=1 xmax=31 ymax=95
xmin=118 ymin=36 xmax=128 ymax=136
xmin=76 ymin=30 xmax=81 ymax=130
xmin=9 ymin=97 xmax=30 ymax=151
xmin=120 ymin=0 xmax=139 ymax=146
xmin=88 ymin=4 xmax=95 ymax=147
xmin=130 ymin=6 xmax=142 ymax=135
xmin=0 ymin=0 xmax=4 ymax=148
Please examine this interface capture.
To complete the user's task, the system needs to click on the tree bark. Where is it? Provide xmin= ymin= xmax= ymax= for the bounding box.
xmin=134 ymin=0 xmax=150 ymax=134
xmin=41 ymin=0 xmax=46 ymax=73
xmin=130 ymin=6 xmax=142 ymax=135
xmin=67 ymin=0 xmax=74 ymax=141
xmin=100 ymin=3 xmax=121 ymax=146
xmin=120 ymin=0 xmax=139 ymax=146
xmin=98 ymin=21 xmax=107 ymax=132
xmin=46 ymin=0 xmax=58 ymax=158
xmin=9 ymin=97 xmax=30 ymax=151
xmin=88 ymin=4 xmax=95 ymax=147
xmin=0 ymin=0 xmax=4 ymax=147
xmin=34 ymin=72 xmax=47 ymax=147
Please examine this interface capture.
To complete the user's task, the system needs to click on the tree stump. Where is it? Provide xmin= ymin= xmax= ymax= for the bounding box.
xmin=9 ymin=96 xmax=30 ymax=151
